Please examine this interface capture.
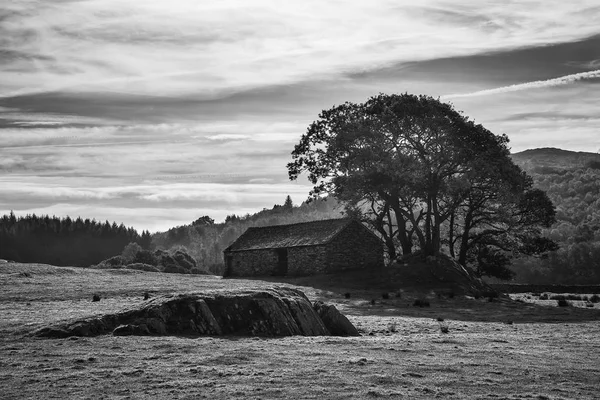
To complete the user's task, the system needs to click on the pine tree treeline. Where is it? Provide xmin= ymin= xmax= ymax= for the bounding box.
xmin=0 ymin=212 xmax=150 ymax=267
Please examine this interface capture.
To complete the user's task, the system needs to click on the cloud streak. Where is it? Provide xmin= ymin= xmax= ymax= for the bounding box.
xmin=444 ymin=69 xmax=600 ymax=99
xmin=2 ymin=1 xmax=600 ymax=98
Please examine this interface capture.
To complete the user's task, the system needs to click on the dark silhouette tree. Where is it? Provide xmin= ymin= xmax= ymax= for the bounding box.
xmin=288 ymin=93 xmax=557 ymax=278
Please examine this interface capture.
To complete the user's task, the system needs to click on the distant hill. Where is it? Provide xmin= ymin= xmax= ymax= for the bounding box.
xmin=507 ymin=148 xmax=600 ymax=284
xmin=511 ymin=147 xmax=600 ymax=170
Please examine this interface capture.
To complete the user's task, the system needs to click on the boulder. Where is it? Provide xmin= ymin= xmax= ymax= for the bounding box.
xmin=33 ymin=287 xmax=356 ymax=338
xmin=313 ymin=301 xmax=360 ymax=336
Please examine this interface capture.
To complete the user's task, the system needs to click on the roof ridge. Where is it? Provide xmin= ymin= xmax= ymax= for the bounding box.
xmin=249 ymin=217 xmax=349 ymax=230
xmin=223 ymin=218 xmax=355 ymax=252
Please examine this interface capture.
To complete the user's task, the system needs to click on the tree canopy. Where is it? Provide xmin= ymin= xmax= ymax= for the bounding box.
xmin=288 ymin=93 xmax=557 ymax=279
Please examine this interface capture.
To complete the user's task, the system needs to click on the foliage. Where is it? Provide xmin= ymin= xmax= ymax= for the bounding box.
xmin=121 ymin=242 xmax=143 ymax=263
xmin=126 ymin=263 xmax=161 ymax=273
xmin=287 ymin=93 xmax=557 ymax=279
xmin=506 ymin=148 xmax=600 ymax=284
xmin=0 ymin=213 xmax=140 ymax=267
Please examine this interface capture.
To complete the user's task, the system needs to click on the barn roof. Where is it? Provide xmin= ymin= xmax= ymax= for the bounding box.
xmin=224 ymin=218 xmax=356 ymax=252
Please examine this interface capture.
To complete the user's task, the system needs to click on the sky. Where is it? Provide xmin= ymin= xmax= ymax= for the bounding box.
xmin=1 ymin=1 xmax=599 ymax=232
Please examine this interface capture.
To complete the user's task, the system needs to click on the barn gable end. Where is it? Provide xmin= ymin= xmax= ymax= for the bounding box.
xmin=223 ymin=219 xmax=383 ymax=277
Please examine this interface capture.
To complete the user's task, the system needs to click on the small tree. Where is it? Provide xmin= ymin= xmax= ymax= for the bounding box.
xmin=283 ymin=195 xmax=294 ymax=210
xmin=121 ymin=242 xmax=142 ymax=263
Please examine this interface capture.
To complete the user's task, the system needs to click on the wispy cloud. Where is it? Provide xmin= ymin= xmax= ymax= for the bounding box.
xmin=444 ymin=69 xmax=600 ymax=99
xmin=2 ymin=1 xmax=600 ymax=98
xmin=2 ymin=1 xmax=600 ymax=231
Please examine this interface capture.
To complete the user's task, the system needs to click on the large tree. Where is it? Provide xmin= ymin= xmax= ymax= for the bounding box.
xmin=288 ymin=93 xmax=557 ymax=278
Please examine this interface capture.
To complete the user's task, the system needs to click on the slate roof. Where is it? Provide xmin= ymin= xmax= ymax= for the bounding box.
xmin=224 ymin=218 xmax=355 ymax=252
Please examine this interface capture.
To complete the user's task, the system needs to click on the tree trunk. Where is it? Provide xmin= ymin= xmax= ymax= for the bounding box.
xmin=448 ymin=211 xmax=455 ymax=258
xmin=458 ymin=211 xmax=473 ymax=266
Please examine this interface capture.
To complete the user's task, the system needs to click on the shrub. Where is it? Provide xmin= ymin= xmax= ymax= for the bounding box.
xmin=133 ymin=250 xmax=159 ymax=266
xmin=382 ymin=292 xmax=390 ymax=300
xmin=93 ymin=262 xmax=125 ymax=269
xmin=413 ymin=298 xmax=430 ymax=307
xmin=557 ymin=299 xmax=570 ymax=307
xmin=539 ymin=293 xmax=549 ymax=300
xmin=92 ymin=294 xmax=101 ymax=302
xmin=566 ymin=294 xmax=582 ymax=301
xmin=121 ymin=242 xmax=143 ymax=263
xmin=164 ymin=264 xmax=189 ymax=274
xmin=344 ymin=292 xmax=351 ymax=299
xmin=126 ymin=263 xmax=161 ymax=273
xmin=550 ymin=295 xmax=566 ymax=301
xmin=590 ymin=294 xmax=600 ymax=303
xmin=172 ymin=250 xmax=197 ymax=270
xmin=105 ymin=255 xmax=126 ymax=267
xmin=395 ymin=291 xmax=402 ymax=299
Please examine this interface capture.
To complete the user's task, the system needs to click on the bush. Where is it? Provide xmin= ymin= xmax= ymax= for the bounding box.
xmin=93 ymin=262 xmax=125 ymax=269
xmin=172 ymin=250 xmax=197 ymax=270
xmin=413 ymin=298 xmax=430 ymax=307
xmin=126 ymin=263 xmax=161 ymax=273
xmin=550 ymin=295 xmax=566 ymax=301
xmin=133 ymin=250 xmax=159 ymax=266
xmin=164 ymin=264 xmax=189 ymax=274
xmin=590 ymin=294 xmax=600 ymax=303
xmin=121 ymin=242 xmax=143 ymax=263
xmin=105 ymin=255 xmax=126 ymax=267
xmin=557 ymin=299 xmax=570 ymax=307
xmin=539 ymin=293 xmax=549 ymax=300
xmin=382 ymin=292 xmax=390 ymax=300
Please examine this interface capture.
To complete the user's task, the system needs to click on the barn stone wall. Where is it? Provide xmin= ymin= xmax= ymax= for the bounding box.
xmin=288 ymin=245 xmax=328 ymax=275
xmin=225 ymin=249 xmax=278 ymax=276
xmin=224 ymin=221 xmax=383 ymax=277
xmin=325 ymin=221 xmax=383 ymax=272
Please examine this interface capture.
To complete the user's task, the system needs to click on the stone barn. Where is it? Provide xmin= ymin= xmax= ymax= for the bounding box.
xmin=223 ymin=219 xmax=383 ymax=277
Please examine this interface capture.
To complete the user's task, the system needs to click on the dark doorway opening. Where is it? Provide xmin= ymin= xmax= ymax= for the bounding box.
xmin=276 ymin=248 xmax=288 ymax=276
xmin=224 ymin=255 xmax=233 ymax=277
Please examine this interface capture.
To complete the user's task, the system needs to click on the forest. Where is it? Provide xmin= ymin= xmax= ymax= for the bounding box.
xmin=0 ymin=213 xmax=152 ymax=267
xmin=508 ymin=148 xmax=600 ymax=284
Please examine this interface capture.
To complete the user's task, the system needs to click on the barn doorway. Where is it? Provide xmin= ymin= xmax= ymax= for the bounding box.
xmin=224 ymin=255 xmax=233 ymax=277
xmin=276 ymin=248 xmax=288 ymax=276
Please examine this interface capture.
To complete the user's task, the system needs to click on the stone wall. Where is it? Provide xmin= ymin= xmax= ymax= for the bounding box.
xmin=224 ymin=221 xmax=383 ymax=277
xmin=288 ymin=245 xmax=328 ymax=275
xmin=325 ymin=221 xmax=383 ymax=272
xmin=226 ymin=249 xmax=278 ymax=276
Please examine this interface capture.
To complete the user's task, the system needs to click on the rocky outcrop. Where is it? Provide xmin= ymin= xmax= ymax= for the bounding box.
xmin=33 ymin=287 xmax=358 ymax=338
xmin=313 ymin=301 xmax=360 ymax=336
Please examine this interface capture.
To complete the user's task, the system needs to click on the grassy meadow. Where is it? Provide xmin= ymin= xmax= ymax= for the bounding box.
xmin=1 ymin=262 xmax=600 ymax=399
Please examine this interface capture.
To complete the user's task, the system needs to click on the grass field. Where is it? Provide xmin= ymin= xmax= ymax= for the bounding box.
xmin=2 ymin=262 xmax=600 ymax=399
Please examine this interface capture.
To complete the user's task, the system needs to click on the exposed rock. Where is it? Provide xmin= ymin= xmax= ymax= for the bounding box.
xmin=312 ymin=301 xmax=360 ymax=336
xmin=33 ymin=287 xmax=355 ymax=338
